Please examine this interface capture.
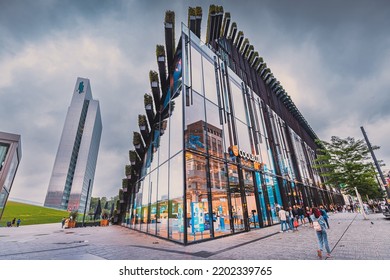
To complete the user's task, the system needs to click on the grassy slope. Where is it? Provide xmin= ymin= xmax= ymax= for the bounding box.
xmin=0 ymin=201 xmax=69 ymax=227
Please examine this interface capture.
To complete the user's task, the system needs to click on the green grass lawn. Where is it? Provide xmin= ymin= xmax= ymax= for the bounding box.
xmin=0 ymin=201 xmax=69 ymax=227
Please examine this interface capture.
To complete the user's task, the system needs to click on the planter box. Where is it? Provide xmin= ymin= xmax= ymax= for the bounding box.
xmin=65 ymin=221 xmax=76 ymax=228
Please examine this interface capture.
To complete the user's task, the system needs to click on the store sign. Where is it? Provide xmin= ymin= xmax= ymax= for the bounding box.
xmin=229 ymin=145 xmax=263 ymax=170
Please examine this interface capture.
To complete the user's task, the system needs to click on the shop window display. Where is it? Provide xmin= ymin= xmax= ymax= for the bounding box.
xmin=209 ymin=159 xmax=231 ymax=236
xmin=185 ymin=152 xmax=211 ymax=242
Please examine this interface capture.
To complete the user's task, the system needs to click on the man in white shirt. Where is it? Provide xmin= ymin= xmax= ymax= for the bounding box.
xmin=278 ymin=207 xmax=288 ymax=232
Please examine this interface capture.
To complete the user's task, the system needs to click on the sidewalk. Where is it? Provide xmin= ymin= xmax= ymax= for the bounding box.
xmin=0 ymin=212 xmax=389 ymax=260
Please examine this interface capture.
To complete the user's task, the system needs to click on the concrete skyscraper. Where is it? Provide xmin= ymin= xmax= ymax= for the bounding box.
xmin=44 ymin=77 xmax=102 ymax=213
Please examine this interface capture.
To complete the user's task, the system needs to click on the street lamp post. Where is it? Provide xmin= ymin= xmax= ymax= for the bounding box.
xmin=360 ymin=126 xmax=390 ymax=199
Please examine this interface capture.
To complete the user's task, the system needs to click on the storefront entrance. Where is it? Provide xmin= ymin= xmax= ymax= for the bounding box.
xmin=242 ymin=169 xmax=259 ymax=229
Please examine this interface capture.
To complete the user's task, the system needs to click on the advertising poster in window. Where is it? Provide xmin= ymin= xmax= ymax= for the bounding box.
xmin=191 ymin=202 xmax=205 ymax=234
xmin=177 ymin=204 xmax=184 ymax=233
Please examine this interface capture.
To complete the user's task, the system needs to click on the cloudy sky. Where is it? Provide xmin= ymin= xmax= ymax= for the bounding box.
xmin=1 ymin=0 xmax=389 ymax=204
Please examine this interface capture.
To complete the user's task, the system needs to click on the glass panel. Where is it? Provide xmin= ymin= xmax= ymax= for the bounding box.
xmin=170 ymin=82 xmax=183 ymax=157
xmin=140 ymin=175 xmax=150 ymax=232
xmin=169 ymin=152 xmax=184 ymax=243
xmin=236 ymin=119 xmax=252 ymax=153
xmin=185 ymin=152 xmax=211 ymax=242
xmin=205 ymin=100 xmax=224 ymax=159
xmin=157 ymin=162 xmax=169 ymax=238
xmin=185 ymin=91 xmax=206 ymax=154
xmin=190 ymin=45 xmax=203 ymax=94
xmin=158 ymin=112 xmax=170 ymax=164
xmin=228 ymin=164 xmax=244 ymax=232
xmin=0 ymin=143 xmax=9 ymax=172
xmin=134 ymin=181 xmax=143 ymax=230
xmin=242 ymin=169 xmax=259 ymax=229
xmin=209 ymin=159 xmax=231 ymax=236
xmin=148 ymin=170 xmax=158 ymax=234
xmin=203 ymin=56 xmax=218 ymax=105
xmin=255 ymin=172 xmax=268 ymax=227
xmin=0 ymin=188 xmax=9 ymax=214
xmin=229 ymin=79 xmax=247 ymax=123
xmin=265 ymin=175 xmax=279 ymax=223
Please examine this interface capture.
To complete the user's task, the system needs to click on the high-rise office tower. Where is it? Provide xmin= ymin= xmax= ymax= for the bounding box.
xmin=0 ymin=131 xmax=22 ymax=221
xmin=44 ymin=77 xmax=102 ymax=213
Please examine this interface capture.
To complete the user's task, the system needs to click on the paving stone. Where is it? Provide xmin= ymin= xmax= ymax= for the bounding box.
xmin=0 ymin=212 xmax=389 ymax=260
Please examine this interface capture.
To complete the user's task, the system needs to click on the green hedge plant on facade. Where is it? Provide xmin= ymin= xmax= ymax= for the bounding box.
xmin=125 ymin=165 xmax=132 ymax=179
xmin=138 ymin=115 xmax=147 ymax=130
xmin=149 ymin=71 xmax=159 ymax=88
xmin=133 ymin=132 xmax=142 ymax=148
xmin=144 ymin=94 xmax=153 ymax=110
xmin=129 ymin=150 xmax=138 ymax=165
xmin=156 ymin=45 xmax=166 ymax=62
xmin=122 ymin=178 xmax=129 ymax=191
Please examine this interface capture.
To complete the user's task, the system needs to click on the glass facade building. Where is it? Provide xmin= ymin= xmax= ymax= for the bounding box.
xmin=0 ymin=131 xmax=22 ymax=221
xmin=120 ymin=7 xmax=343 ymax=244
xmin=44 ymin=78 xmax=102 ymax=213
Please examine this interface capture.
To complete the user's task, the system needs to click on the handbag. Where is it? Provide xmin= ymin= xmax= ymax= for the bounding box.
xmin=293 ymin=220 xmax=299 ymax=228
xmin=313 ymin=221 xmax=322 ymax=231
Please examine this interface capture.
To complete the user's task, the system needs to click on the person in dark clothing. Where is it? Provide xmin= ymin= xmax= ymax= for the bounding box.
xmin=11 ymin=218 xmax=16 ymax=227
xmin=306 ymin=207 xmax=313 ymax=227
xmin=297 ymin=205 xmax=306 ymax=226
xmin=292 ymin=205 xmax=299 ymax=219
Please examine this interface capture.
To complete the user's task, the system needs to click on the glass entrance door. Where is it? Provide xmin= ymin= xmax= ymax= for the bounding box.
xmin=228 ymin=164 xmax=244 ymax=232
xmin=242 ymin=169 xmax=259 ymax=229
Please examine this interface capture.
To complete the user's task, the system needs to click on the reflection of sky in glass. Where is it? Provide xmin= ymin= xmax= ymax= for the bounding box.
xmin=185 ymin=91 xmax=205 ymax=126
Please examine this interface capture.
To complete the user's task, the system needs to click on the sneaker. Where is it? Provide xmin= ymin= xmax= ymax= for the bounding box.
xmin=317 ymin=250 xmax=322 ymax=259
xmin=326 ymin=254 xmax=332 ymax=259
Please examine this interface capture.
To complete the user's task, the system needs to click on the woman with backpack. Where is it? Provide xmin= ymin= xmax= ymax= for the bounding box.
xmin=311 ymin=207 xmax=332 ymax=259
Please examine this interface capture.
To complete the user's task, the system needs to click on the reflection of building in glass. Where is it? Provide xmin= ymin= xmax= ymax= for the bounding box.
xmin=44 ymin=78 xmax=102 ymax=212
xmin=0 ymin=131 xmax=22 ymax=221
xmin=119 ymin=6 xmax=344 ymax=244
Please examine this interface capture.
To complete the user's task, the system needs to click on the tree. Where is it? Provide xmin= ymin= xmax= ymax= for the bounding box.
xmin=315 ymin=136 xmax=384 ymax=199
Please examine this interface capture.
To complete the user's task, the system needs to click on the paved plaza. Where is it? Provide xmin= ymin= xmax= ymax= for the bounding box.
xmin=0 ymin=212 xmax=389 ymax=260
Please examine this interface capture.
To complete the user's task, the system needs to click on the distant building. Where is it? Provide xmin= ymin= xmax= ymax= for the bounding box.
xmin=44 ymin=78 xmax=102 ymax=213
xmin=0 ymin=131 xmax=22 ymax=221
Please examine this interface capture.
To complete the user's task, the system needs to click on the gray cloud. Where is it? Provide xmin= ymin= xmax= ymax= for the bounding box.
xmin=1 ymin=0 xmax=389 ymax=204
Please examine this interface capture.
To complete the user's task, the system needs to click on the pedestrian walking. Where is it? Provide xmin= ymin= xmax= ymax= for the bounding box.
xmin=311 ymin=207 xmax=331 ymax=259
xmin=287 ymin=207 xmax=294 ymax=231
xmin=297 ymin=205 xmax=306 ymax=226
xmin=16 ymin=218 xmax=21 ymax=227
xmin=292 ymin=205 xmax=299 ymax=219
xmin=305 ymin=207 xmax=313 ymax=227
xmin=320 ymin=206 xmax=330 ymax=229
xmin=278 ymin=207 xmax=288 ymax=232
xmin=61 ymin=217 xmax=66 ymax=228
xmin=12 ymin=218 xmax=16 ymax=227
